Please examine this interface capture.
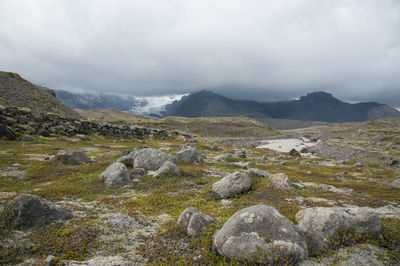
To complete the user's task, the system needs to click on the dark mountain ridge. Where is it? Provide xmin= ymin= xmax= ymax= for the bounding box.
xmin=165 ymin=90 xmax=400 ymax=122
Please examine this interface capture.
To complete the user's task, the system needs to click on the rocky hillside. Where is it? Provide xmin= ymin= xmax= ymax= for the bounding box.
xmin=165 ymin=90 xmax=400 ymax=123
xmin=77 ymin=108 xmax=278 ymax=138
xmin=0 ymin=71 xmax=80 ymax=118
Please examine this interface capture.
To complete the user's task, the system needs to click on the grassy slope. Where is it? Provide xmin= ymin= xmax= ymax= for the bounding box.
xmin=77 ymin=108 xmax=279 ymax=138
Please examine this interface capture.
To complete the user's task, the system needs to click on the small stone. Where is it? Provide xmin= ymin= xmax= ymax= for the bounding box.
xmin=233 ymin=150 xmax=246 ymax=158
xmin=51 ymin=150 xmax=90 ymax=165
xmin=247 ymin=168 xmax=270 ymax=178
xmin=129 ymin=168 xmax=146 ymax=180
xmin=289 ymin=148 xmax=301 ymax=158
xmin=177 ymin=208 xmax=215 ymax=236
xmin=75 ymin=134 xmax=88 ymax=140
xmin=176 ymin=146 xmax=204 ymax=164
xmin=270 ymin=173 xmax=292 ymax=190
xmin=21 ymin=135 xmax=34 ymax=141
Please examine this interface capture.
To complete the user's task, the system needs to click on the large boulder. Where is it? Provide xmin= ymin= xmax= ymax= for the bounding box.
xmin=296 ymin=207 xmax=382 ymax=253
xmin=99 ymin=162 xmax=130 ymax=188
xmin=177 ymin=208 xmax=215 ymax=236
xmin=0 ymin=124 xmax=16 ymax=140
xmin=133 ymin=147 xmax=174 ymax=171
xmin=1 ymin=194 xmax=73 ymax=229
xmin=149 ymin=161 xmax=180 ymax=177
xmin=212 ymin=172 xmax=252 ymax=199
xmin=51 ymin=150 xmax=90 ymax=165
xmin=213 ymin=205 xmax=308 ymax=264
xmin=175 ymin=146 xmax=204 ymax=164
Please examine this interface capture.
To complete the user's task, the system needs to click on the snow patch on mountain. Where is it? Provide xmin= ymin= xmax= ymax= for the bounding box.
xmin=131 ymin=94 xmax=188 ymax=116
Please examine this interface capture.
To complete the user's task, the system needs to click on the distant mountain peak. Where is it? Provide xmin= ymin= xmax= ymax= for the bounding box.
xmin=299 ymin=91 xmax=336 ymax=101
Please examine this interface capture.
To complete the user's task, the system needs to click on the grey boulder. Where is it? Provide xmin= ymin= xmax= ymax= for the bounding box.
xmin=175 ymin=146 xmax=204 ymax=164
xmin=177 ymin=208 xmax=215 ymax=236
xmin=248 ymin=168 xmax=270 ymax=178
xmin=133 ymin=147 xmax=174 ymax=171
xmin=51 ymin=150 xmax=90 ymax=165
xmin=1 ymin=194 xmax=73 ymax=229
xmin=149 ymin=161 xmax=180 ymax=177
xmin=99 ymin=162 xmax=130 ymax=188
xmin=213 ymin=205 xmax=308 ymax=264
xmin=21 ymin=134 xmax=34 ymax=141
xmin=391 ymin=179 xmax=400 ymax=188
xmin=212 ymin=171 xmax=252 ymax=199
xmin=296 ymin=207 xmax=382 ymax=253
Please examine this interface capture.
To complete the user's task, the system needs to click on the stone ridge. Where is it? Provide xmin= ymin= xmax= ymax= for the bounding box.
xmin=0 ymin=106 xmax=174 ymax=139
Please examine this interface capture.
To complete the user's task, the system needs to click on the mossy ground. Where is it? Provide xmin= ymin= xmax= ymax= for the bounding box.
xmin=0 ymin=133 xmax=399 ymax=264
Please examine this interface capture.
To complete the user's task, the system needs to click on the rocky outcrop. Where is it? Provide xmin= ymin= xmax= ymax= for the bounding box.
xmin=133 ymin=148 xmax=174 ymax=171
xmin=296 ymin=207 xmax=382 ymax=253
xmin=0 ymin=124 xmax=16 ymax=140
xmin=1 ymin=194 xmax=73 ymax=229
xmin=175 ymin=146 xmax=204 ymax=164
xmin=177 ymin=208 xmax=215 ymax=236
xmin=213 ymin=205 xmax=308 ymax=264
xmin=149 ymin=161 xmax=180 ymax=177
xmin=212 ymin=172 xmax=252 ymax=199
xmin=51 ymin=150 xmax=90 ymax=165
xmin=99 ymin=162 xmax=130 ymax=188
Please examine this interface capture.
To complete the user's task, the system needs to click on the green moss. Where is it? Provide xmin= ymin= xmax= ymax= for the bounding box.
xmin=28 ymin=218 xmax=100 ymax=261
xmin=381 ymin=218 xmax=400 ymax=264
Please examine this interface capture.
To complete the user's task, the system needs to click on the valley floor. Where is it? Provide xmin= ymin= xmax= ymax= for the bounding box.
xmin=0 ymin=132 xmax=399 ymax=265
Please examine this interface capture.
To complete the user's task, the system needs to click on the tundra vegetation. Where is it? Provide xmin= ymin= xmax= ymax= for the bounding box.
xmin=0 ymin=110 xmax=400 ymax=265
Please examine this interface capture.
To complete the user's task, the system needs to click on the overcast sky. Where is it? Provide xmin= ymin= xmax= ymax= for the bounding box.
xmin=1 ymin=0 xmax=400 ymax=105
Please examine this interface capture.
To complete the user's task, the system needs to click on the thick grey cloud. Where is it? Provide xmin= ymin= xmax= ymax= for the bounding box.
xmin=1 ymin=0 xmax=400 ymax=105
